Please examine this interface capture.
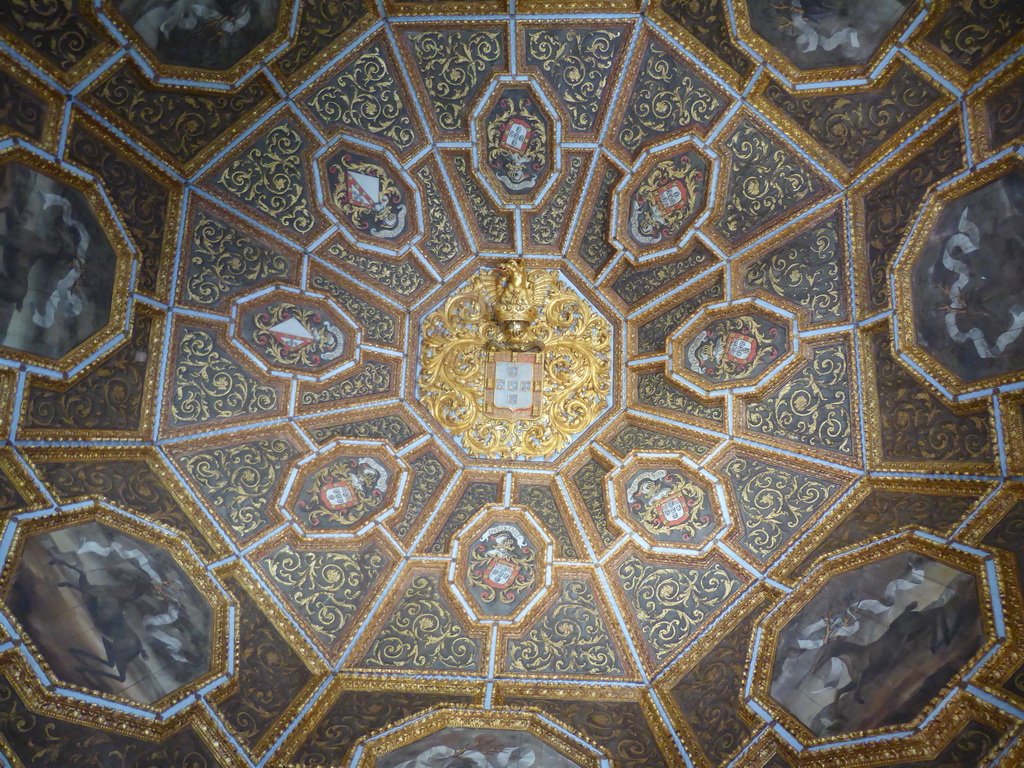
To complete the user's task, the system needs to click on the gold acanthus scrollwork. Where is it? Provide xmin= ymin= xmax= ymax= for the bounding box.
xmin=419 ymin=262 xmax=611 ymax=460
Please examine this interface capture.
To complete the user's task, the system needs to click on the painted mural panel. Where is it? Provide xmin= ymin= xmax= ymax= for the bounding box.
xmin=911 ymin=169 xmax=1024 ymax=384
xmin=0 ymin=162 xmax=118 ymax=360
xmin=769 ymin=553 xmax=982 ymax=737
xmin=376 ymin=727 xmax=585 ymax=768
xmin=5 ymin=521 xmax=213 ymax=705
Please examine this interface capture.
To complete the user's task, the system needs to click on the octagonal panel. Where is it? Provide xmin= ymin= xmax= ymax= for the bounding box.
xmin=2 ymin=514 xmax=224 ymax=707
xmin=617 ymin=145 xmax=709 ymax=257
xmin=105 ymin=0 xmax=288 ymax=78
xmin=234 ymin=289 xmax=358 ymax=375
xmin=670 ymin=302 xmax=793 ymax=394
xmin=476 ymin=83 xmax=554 ymax=204
xmin=759 ymin=542 xmax=988 ymax=741
xmin=0 ymin=158 xmax=129 ymax=368
xmin=286 ymin=446 xmax=404 ymax=532
xmin=613 ymin=456 xmax=723 ymax=548
xmin=899 ymin=163 xmax=1024 ymax=393
xmin=323 ymin=143 xmax=418 ymax=250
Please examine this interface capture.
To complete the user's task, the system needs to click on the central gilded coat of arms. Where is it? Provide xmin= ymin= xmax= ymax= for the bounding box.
xmin=418 ymin=260 xmax=612 ymax=460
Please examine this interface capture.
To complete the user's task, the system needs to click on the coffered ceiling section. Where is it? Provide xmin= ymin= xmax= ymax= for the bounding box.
xmin=1 ymin=1 xmax=1023 ymax=768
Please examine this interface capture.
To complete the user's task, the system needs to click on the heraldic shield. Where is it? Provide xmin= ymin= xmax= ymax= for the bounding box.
xmin=485 ymin=351 xmax=544 ymax=421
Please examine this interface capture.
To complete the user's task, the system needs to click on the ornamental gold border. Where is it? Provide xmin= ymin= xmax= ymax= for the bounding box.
xmin=709 ymin=444 xmax=855 ymax=572
xmin=15 ymin=302 xmax=164 ymax=443
xmin=269 ymin=675 xmax=487 ymax=768
xmin=0 ymin=648 xmax=244 ymax=765
xmin=438 ymin=147 xmax=517 ymax=254
xmin=749 ymin=55 xmax=955 ymax=185
xmin=523 ymin=150 xmax=593 ymax=255
xmin=967 ymin=54 xmax=1024 ymax=161
xmin=82 ymin=62 xmax=277 ymax=179
xmin=232 ymin=287 xmax=362 ymax=380
xmin=269 ymin=9 xmax=380 ymax=91
xmin=20 ymin=444 xmax=232 ymax=560
xmin=158 ymin=314 xmax=291 ymax=440
xmin=295 ymin=401 xmax=427 ymax=449
xmin=893 ymin=155 xmax=1024 ymax=396
xmin=492 ymin=681 xmax=681 ymax=767
xmin=0 ymin=48 xmax=63 ymax=154
xmin=383 ymin=0 xmax=507 ymax=17
xmin=248 ymin=527 xmax=402 ymax=662
xmin=163 ymin=421 xmax=310 ymax=547
xmin=342 ymin=562 xmax=492 ymax=676
xmin=412 ymin=469 xmax=508 ymax=556
xmin=733 ymin=331 xmax=864 ymax=469
xmin=956 ymin=483 xmax=1024 ymax=714
xmin=626 ymin=268 xmax=725 ymax=362
xmin=704 ymin=108 xmax=838 ymax=253
xmin=0 ymin=502 xmax=231 ymax=721
xmin=1000 ymin=391 xmax=1024 ymax=476
xmin=729 ymin=203 xmax=849 ymax=330
xmin=175 ymin=193 xmax=304 ymax=316
xmin=607 ymin=453 xmax=729 ymax=554
xmin=907 ymin=0 xmax=1024 ymax=91
xmin=207 ymin=560 xmax=330 ymax=761
xmin=515 ymin=20 xmax=637 ymax=144
xmin=666 ymin=299 xmax=800 ymax=398
xmin=66 ymin=110 xmax=182 ymax=303
xmin=280 ymin=439 xmax=410 ymax=536
xmin=0 ymin=146 xmax=133 ymax=377
xmin=450 ymin=503 xmax=552 ymax=625
xmin=748 ymin=532 xmax=999 ymax=749
xmin=391 ymin=20 xmax=511 ymax=142
xmin=654 ymin=583 xmax=783 ymax=768
xmin=598 ymin=412 xmax=723 ymax=463
xmin=603 ymin=23 xmax=732 ymax=164
xmin=644 ymin=5 xmax=752 ymax=92
xmin=95 ymin=0 xmax=292 ymax=89
xmin=625 ymin=361 xmax=727 ymax=432
xmin=508 ymin=471 xmax=592 ymax=562
xmin=730 ymin=0 xmax=924 ymax=87
xmin=0 ymin=4 xmax=116 ymax=90
xmin=518 ymin=0 xmax=639 ymax=13
xmin=353 ymin=706 xmax=603 ymax=768
xmin=0 ymin=370 xmax=14 ymax=439
xmin=198 ymin=107 xmax=331 ymax=248
xmin=495 ymin=563 xmax=641 ymax=683
xmin=858 ymin=319 xmax=1000 ymax=475
xmin=0 ymin=447 xmax=48 ymax=516
xmin=773 ymin=475 xmax=997 ymax=586
xmin=601 ymin=542 xmax=755 ymax=675
xmin=849 ymin=111 xmax=963 ymax=320
xmin=731 ymin=692 xmax=1020 ymax=768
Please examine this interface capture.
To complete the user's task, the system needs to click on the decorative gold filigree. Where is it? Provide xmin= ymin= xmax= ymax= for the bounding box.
xmin=418 ymin=263 xmax=611 ymax=460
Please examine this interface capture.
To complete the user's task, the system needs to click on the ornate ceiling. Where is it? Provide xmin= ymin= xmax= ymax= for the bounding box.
xmin=0 ymin=0 xmax=1023 ymax=767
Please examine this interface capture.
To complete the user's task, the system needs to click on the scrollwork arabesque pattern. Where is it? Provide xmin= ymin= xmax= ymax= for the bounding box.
xmin=637 ymin=276 xmax=723 ymax=355
xmin=186 ymin=211 xmax=290 ymax=307
xmin=722 ymin=455 xmax=839 ymax=562
xmin=308 ymin=415 xmax=414 ymax=447
xmin=215 ymin=579 xmax=311 ymax=750
xmin=90 ymin=65 xmax=268 ymax=167
xmin=217 ymin=123 xmax=315 ymax=236
xmin=519 ymin=484 xmax=578 ymax=559
xmin=0 ymin=69 xmax=46 ymax=140
xmin=636 ymin=370 xmax=724 ymax=423
xmin=579 ymin=165 xmax=620 ymax=272
xmin=529 ymin=155 xmax=584 ymax=246
xmin=0 ymin=468 xmax=26 ymax=513
xmin=415 ymin=162 xmax=462 ymax=264
xmin=926 ymin=0 xmax=1024 ymax=71
xmin=406 ymin=30 xmax=504 ymax=132
xmin=659 ymin=0 xmax=754 ymax=78
xmin=574 ymin=459 xmax=616 ymax=549
xmin=327 ymin=244 xmax=426 ymax=297
xmin=717 ymin=119 xmax=823 ymax=243
xmin=310 ymin=273 xmax=397 ymax=345
xmin=0 ymin=0 xmax=101 ymax=73
xmin=745 ymin=217 xmax=846 ymax=323
xmin=306 ymin=42 xmax=417 ymax=150
xmin=745 ymin=342 xmax=853 ymax=456
xmin=275 ymin=0 xmax=367 ymax=78
xmin=429 ymin=481 xmax=500 ymax=554
xmin=391 ymin=452 xmax=447 ymax=540
xmin=508 ymin=579 xmax=624 ymax=675
xmin=988 ymin=74 xmax=1024 ymax=151
xmin=525 ymin=28 xmax=624 ymax=132
xmin=618 ymin=38 xmax=724 ymax=154
xmin=172 ymin=328 xmax=278 ymax=426
xmin=300 ymin=361 xmax=392 ymax=406
xmin=763 ymin=65 xmax=939 ymax=172
xmin=419 ymin=271 xmax=610 ymax=460
xmin=23 ymin=315 xmax=152 ymax=432
xmin=613 ymin=245 xmax=716 ymax=306
xmin=262 ymin=544 xmax=388 ymax=645
xmin=617 ymin=555 xmax=741 ymax=663
xmin=610 ymin=424 xmax=711 ymax=459
xmin=452 ymin=154 xmax=510 ymax=244
xmin=871 ymin=332 xmax=992 ymax=463
xmin=182 ymin=438 xmax=296 ymax=541
xmin=981 ymin=499 xmax=1024 ymax=593
xmin=361 ymin=575 xmax=479 ymax=671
